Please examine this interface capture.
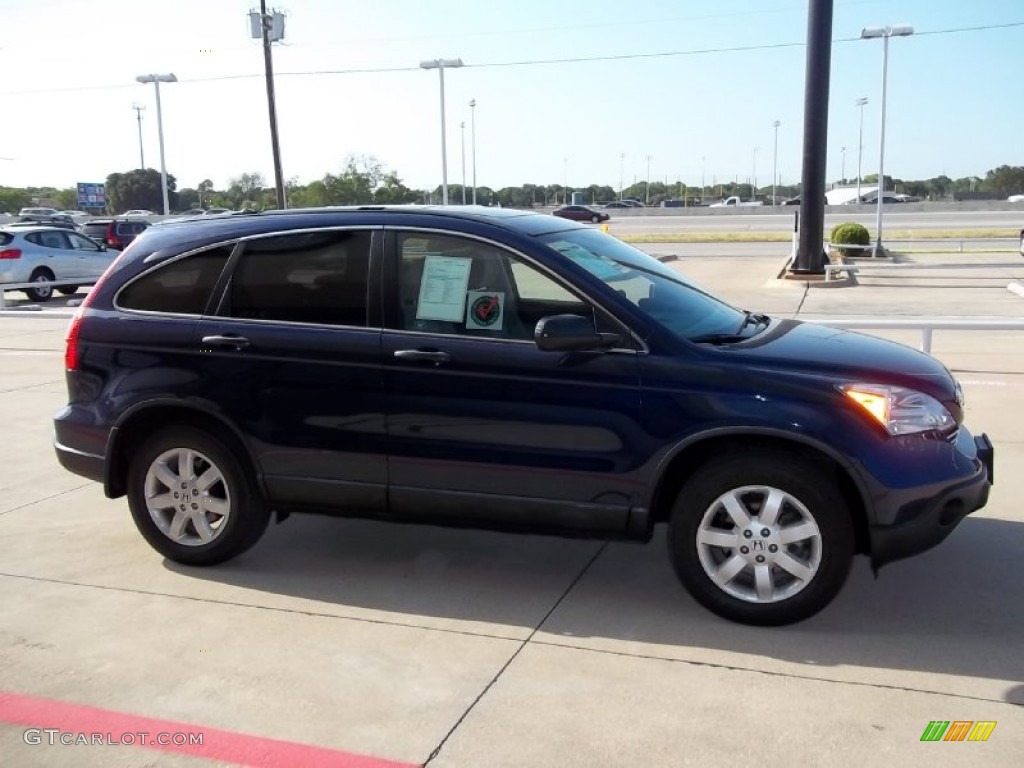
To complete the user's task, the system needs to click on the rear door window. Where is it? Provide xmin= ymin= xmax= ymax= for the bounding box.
xmin=225 ymin=230 xmax=372 ymax=327
xmin=26 ymin=231 xmax=70 ymax=249
xmin=117 ymin=247 xmax=232 ymax=315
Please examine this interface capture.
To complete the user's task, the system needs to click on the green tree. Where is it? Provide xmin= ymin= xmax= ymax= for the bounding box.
xmin=106 ymin=169 xmax=178 ymax=213
xmin=177 ymin=188 xmax=199 ymax=209
xmin=982 ymin=165 xmax=1024 ymax=196
xmin=373 ymin=171 xmax=418 ymax=204
xmin=0 ymin=187 xmax=30 ymax=213
xmin=225 ymin=172 xmax=266 ymax=208
xmin=53 ymin=187 xmax=79 ymax=210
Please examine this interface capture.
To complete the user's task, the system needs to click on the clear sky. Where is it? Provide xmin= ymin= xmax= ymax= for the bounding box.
xmin=0 ymin=0 xmax=1020 ymax=193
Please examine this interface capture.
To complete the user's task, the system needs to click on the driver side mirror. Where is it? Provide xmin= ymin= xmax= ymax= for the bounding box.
xmin=535 ymin=314 xmax=620 ymax=352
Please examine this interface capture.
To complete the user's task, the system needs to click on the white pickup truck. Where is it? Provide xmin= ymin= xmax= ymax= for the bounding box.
xmin=710 ymin=196 xmax=764 ymax=208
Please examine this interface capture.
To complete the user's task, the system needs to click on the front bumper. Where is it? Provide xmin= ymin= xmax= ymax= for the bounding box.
xmin=870 ymin=433 xmax=993 ymax=567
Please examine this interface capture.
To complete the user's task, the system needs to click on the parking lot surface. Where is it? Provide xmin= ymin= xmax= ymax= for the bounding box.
xmin=1 ymin=249 xmax=1023 ymax=766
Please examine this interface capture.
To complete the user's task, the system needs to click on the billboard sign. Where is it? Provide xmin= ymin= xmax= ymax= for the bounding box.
xmin=76 ymin=183 xmax=106 ymax=209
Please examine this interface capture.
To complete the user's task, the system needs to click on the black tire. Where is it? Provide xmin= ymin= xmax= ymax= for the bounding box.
xmin=668 ymin=450 xmax=854 ymax=626
xmin=591 ymin=214 xmax=600 ymax=223
xmin=127 ymin=426 xmax=270 ymax=566
xmin=24 ymin=269 xmax=54 ymax=302
xmin=57 ymin=286 xmax=79 ymax=296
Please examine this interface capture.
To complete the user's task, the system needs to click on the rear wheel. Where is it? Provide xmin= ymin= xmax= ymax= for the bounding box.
xmin=24 ymin=269 xmax=54 ymax=302
xmin=127 ymin=427 xmax=270 ymax=565
xmin=668 ymin=451 xmax=854 ymax=626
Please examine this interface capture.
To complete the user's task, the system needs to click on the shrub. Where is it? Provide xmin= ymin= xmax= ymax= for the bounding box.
xmin=829 ymin=222 xmax=871 ymax=257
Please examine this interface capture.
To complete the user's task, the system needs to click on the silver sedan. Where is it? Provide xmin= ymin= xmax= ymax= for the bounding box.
xmin=0 ymin=225 xmax=118 ymax=301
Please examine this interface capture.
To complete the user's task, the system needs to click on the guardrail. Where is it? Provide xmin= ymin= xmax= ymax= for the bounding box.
xmin=0 ymin=279 xmax=93 ymax=309
xmin=798 ymin=316 xmax=1024 ymax=354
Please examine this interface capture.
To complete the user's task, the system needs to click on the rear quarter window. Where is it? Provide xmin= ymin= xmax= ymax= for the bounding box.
xmin=117 ymin=246 xmax=232 ymax=315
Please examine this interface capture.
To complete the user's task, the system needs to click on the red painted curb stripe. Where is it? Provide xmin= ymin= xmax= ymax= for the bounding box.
xmin=0 ymin=691 xmax=416 ymax=768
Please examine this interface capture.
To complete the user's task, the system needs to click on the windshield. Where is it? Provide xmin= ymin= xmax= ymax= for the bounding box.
xmin=540 ymin=228 xmax=747 ymax=341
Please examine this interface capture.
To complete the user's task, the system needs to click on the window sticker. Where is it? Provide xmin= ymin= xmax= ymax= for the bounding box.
xmin=415 ymin=255 xmax=473 ymax=322
xmin=465 ymin=290 xmax=504 ymax=331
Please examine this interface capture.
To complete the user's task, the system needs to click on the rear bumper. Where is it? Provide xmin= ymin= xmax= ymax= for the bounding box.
xmin=54 ymin=440 xmax=105 ymax=484
xmin=870 ymin=433 xmax=993 ymax=567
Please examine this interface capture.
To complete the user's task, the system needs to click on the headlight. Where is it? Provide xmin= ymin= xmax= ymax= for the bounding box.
xmin=840 ymin=384 xmax=954 ymax=436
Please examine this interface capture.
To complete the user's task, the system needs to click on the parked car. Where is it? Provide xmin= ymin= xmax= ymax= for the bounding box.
xmin=17 ymin=207 xmax=61 ymax=223
xmin=552 ymin=205 xmax=609 ymax=224
xmin=1007 ymin=194 xmax=1024 ymax=203
xmin=858 ymin=194 xmax=905 ymax=204
xmin=602 ymin=201 xmax=633 ymax=209
xmin=621 ymin=199 xmax=645 ymax=208
xmin=123 ymin=209 xmax=155 ymax=217
xmin=79 ymin=218 xmax=151 ymax=250
xmin=6 ymin=216 xmax=77 ymax=230
xmin=660 ymin=199 xmax=684 ymax=208
xmin=51 ymin=206 xmax=994 ymax=626
xmin=711 ymin=196 xmax=764 ymax=208
xmin=783 ymin=196 xmax=829 ymax=206
xmin=0 ymin=225 xmax=117 ymax=301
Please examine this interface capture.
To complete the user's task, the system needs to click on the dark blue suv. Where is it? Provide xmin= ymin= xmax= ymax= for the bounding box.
xmin=53 ymin=207 xmax=993 ymax=625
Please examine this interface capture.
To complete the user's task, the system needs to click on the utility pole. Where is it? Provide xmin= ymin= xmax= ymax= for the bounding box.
xmin=132 ymin=103 xmax=146 ymax=169
xmin=841 ymin=146 xmax=847 ymax=185
xmin=791 ymin=0 xmax=834 ymax=275
xmin=255 ymin=1 xmax=286 ymax=209
xmin=856 ymin=97 xmax=868 ymax=203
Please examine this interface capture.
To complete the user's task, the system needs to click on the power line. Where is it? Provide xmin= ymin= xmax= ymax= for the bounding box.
xmin=1 ymin=21 xmax=1021 ymax=97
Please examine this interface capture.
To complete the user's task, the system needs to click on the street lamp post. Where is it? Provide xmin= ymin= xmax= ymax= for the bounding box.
xmin=841 ymin=146 xmax=847 ymax=185
xmin=459 ymin=122 xmax=467 ymax=204
xmin=771 ymin=121 xmax=780 ymax=205
xmin=132 ymin=103 xmax=145 ymax=169
xmin=855 ymin=96 xmax=868 ymax=203
xmin=135 ymin=73 xmax=177 ymax=215
xmin=861 ymin=25 xmax=914 ymax=256
xmin=619 ymin=153 xmax=625 ymax=200
xmin=419 ymin=58 xmax=464 ymax=205
xmin=469 ymin=98 xmax=477 ymax=204
xmin=701 ymin=155 xmax=706 ymax=200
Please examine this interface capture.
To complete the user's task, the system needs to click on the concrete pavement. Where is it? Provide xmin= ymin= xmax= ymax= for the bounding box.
xmin=1 ymin=250 xmax=1022 ymax=767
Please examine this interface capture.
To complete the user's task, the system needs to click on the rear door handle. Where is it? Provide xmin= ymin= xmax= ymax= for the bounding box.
xmin=201 ymin=334 xmax=251 ymax=351
xmin=393 ymin=349 xmax=451 ymax=364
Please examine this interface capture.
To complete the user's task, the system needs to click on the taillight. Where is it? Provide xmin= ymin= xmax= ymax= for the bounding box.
xmin=0 ymin=248 xmax=22 ymax=259
xmin=64 ymin=253 xmax=123 ymax=371
xmin=106 ymin=223 xmax=119 ymax=248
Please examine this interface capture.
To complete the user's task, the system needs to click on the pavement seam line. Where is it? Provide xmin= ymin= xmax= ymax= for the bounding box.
xmin=0 ymin=483 xmax=92 ymax=516
xmin=422 ymin=540 xmax=610 ymax=767
xmin=0 ymin=380 xmax=65 ymax=394
xmin=0 ymin=571 xmax=522 ymax=643
xmin=529 ymin=639 xmax=1024 ymax=708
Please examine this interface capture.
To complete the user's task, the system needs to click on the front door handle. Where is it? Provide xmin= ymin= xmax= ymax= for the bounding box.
xmin=393 ymin=349 xmax=451 ymax=364
xmin=201 ymin=334 xmax=251 ymax=351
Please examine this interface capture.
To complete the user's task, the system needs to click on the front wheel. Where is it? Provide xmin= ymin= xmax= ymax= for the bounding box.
xmin=668 ymin=451 xmax=854 ymax=626
xmin=127 ymin=427 xmax=270 ymax=565
xmin=591 ymin=214 xmax=600 ymax=223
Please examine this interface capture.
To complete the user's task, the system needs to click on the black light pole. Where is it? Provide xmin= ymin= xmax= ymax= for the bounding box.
xmin=260 ymin=0 xmax=286 ymax=209
xmin=791 ymin=0 xmax=834 ymax=274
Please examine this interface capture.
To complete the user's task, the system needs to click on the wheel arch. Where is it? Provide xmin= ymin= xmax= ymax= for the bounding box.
xmin=644 ymin=429 xmax=871 ymax=555
xmin=106 ymin=401 xmax=268 ymax=505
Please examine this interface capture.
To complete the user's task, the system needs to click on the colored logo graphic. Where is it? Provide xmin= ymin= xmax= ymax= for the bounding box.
xmin=920 ymin=721 xmax=996 ymax=742
xmin=470 ymin=294 xmax=501 ymax=327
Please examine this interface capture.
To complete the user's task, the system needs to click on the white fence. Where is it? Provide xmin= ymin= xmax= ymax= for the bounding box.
xmin=798 ymin=317 xmax=1024 ymax=354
